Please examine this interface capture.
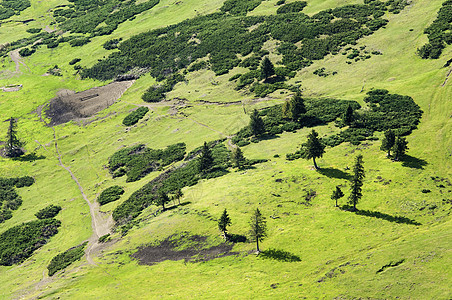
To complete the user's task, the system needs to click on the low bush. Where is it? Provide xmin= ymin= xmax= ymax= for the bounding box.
xmin=97 ymin=186 xmax=124 ymax=205
xmin=69 ymin=58 xmax=81 ymax=65
xmin=123 ymin=107 xmax=149 ymax=126
xmin=276 ymin=1 xmax=307 ymax=14
xmin=47 ymin=242 xmax=87 ymax=276
xmin=0 ymin=176 xmax=35 ymax=223
xmin=19 ymin=48 xmax=35 ymax=57
xmin=35 ymin=205 xmax=62 ymax=219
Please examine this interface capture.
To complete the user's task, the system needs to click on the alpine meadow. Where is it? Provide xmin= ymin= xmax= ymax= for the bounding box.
xmin=0 ymin=0 xmax=451 ymax=299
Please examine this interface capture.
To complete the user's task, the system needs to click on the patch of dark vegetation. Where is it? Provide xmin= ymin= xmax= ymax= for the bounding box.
xmin=26 ymin=28 xmax=41 ymax=34
xmin=0 ymin=176 xmax=35 ymax=223
xmin=98 ymin=233 xmax=111 ymax=243
xmin=259 ymin=248 xmax=301 ymax=262
xmin=12 ymin=153 xmax=45 ymax=162
xmin=113 ymin=143 xmax=232 ymax=226
xmin=18 ymin=47 xmax=35 ymax=57
xmin=317 ymin=261 xmax=359 ymax=282
xmin=0 ymin=218 xmax=61 ymax=266
xmin=132 ymin=232 xmax=238 ymax=265
xmin=0 ymin=0 xmax=30 ymax=20
xmin=123 ymin=107 xmax=149 ymax=126
xmin=313 ymin=67 xmax=337 ymax=77
xmin=103 ymin=38 xmax=122 ymax=50
xmin=97 ymin=185 xmax=124 ymax=205
xmin=35 ymin=205 xmax=62 ymax=219
xmin=417 ymin=0 xmax=452 ymax=59
xmin=82 ymin=1 xmax=408 ymax=98
xmin=141 ymin=74 xmax=185 ymax=102
xmin=69 ymin=58 xmax=81 ymax=65
xmin=108 ymin=143 xmax=186 ymax=182
xmin=47 ymin=242 xmax=87 ymax=276
xmin=341 ymin=205 xmax=421 ymax=225
xmin=376 ymin=259 xmax=405 ymax=273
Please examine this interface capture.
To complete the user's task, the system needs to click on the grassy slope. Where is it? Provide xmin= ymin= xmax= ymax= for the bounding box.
xmin=0 ymin=0 xmax=451 ymax=298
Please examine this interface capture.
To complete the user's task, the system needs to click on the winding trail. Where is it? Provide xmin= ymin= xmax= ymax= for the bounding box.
xmin=52 ymin=128 xmax=113 ymax=265
xmin=441 ymin=67 xmax=452 ymax=87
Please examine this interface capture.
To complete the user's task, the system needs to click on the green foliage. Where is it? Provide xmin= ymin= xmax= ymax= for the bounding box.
xmin=199 ymin=142 xmax=214 ymax=173
xmin=218 ymin=209 xmax=232 ymax=234
xmin=0 ymin=0 xmax=30 ymax=20
xmin=98 ymin=234 xmax=111 ymax=243
xmin=97 ymin=186 xmax=124 ymax=205
xmin=342 ymin=104 xmax=354 ymax=125
xmin=19 ymin=47 xmax=35 ymax=57
xmin=47 ymin=242 xmax=87 ymax=276
xmin=381 ymin=129 xmax=396 ymax=157
xmin=392 ymin=136 xmax=408 ymax=161
xmin=103 ymin=38 xmax=122 ymax=50
xmin=276 ymin=1 xmax=307 ymax=14
xmin=349 ymin=155 xmax=365 ymax=211
xmin=300 ymin=129 xmax=326 ymax=169
xmin=249 ymin=208 xmax=267 ymax=252
xmin=122 ymin=107 xmax=149 ymax=126
xmin=0 ymin=219 xmax=61 ymax=266
xmin=26 ymin=28 xmax=42 ymax=34
xmin=260 ymin=57 xmax=275 ymax=80
xmin=282 ymin=92 xmax=306 ymax=121
xmin=69 ymin=58 xmax=81 ymax=65
xmin=231 ymin=147 xmax=247 ymax=169
xmin=142 ymin=74 xmax=185 ymax=102
xmin=331 ymin=186 xmax=344 ymax=207
xmin=418 ymin=0 xmax=451 ymax=59
xmin=0 ymin=176 xmax=33 ymax=223
xmin=249 ymin=109 xmax=265 ymax=137
xmin=220 ymin=0 xmax=263 ymax=16
xmin=69 ymin=37 xmax=91 ymax=47
xmin=35 ymin=205 xmax=62 ymax=219
xmin=108 ymin=143 xmax=186 ymax=182
xmin=155 ymin=191 xmax=170 ymax=210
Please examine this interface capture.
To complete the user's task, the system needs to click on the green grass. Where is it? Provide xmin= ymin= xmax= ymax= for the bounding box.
xmin=0 ymin=0 xmax=451 ymax=299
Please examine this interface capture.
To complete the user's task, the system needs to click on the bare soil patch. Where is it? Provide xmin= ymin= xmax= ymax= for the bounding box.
xmin=132 ymin=233 xmax=238 ymax=265
xmin=44 ymin=81 xmax=133 ymax=126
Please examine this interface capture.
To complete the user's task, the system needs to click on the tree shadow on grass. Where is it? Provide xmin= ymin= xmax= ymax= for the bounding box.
xmin=12 ymin=153 xmax=45 ymax=162
xmin=341 ymin=205 xmax=421 ymax=225
xmin=259 ymin=248 xmax=301 ymax=262
xmin=225 ymin=233 xmax=247 ymax=243
xmin=401 ymin=154 xmax=428 ymax=169
xmin=317 ymin=167 xmax=353 ymax=181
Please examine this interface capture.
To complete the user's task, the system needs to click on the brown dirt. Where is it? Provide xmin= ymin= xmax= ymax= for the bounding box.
xmin=132 ymin=233 xmax=238 ymax=265
xmin=44 ymin=81 xmax=134 ymax=126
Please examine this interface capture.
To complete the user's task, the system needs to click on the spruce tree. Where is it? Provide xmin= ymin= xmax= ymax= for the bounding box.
xmin=173 ymin=189 xmax=183 ymax=205
xmin=301 ymin=129 xmax=326 ymax=170
xmin=331 ymin=186 xmax=344 ymax=207
xmin=199 ymin=142 xmax=214 ymax=172
xmin=348 ymin=155 xmax=365 ymax=211
xmin=282 ymin=92 xmax=306 ymax=121
xmin=249 ymin=109 xmax=265 ymax=137
xmin=260 ymin=57 xmax=275 ymax=81
xmin=343 ymin=104 xmax=354 ymax=125
xmin=232 ymin=146 xmax=247 ymax=169
xmin=4 ymin=118 xmax=24 ymax=158
xmin=218 ymin=209 xmax=232 ymax=236
xmin=156 ymin=191 xmax=170 ymax=210
xmin=249 ymin=208 xmax=267 ymax=253
xmin=380 ymin=129 xmax=396 ymax=157
xmin=392 ymin=136 xmax=408 ymax=161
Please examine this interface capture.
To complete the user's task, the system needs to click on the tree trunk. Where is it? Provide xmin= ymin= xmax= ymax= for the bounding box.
xmin=313 ymin=157 xmax=319 ymax=170
xmin=256 ymin=238 xmax=260 ymax=253
xmin=335 ymin=199 xmax=338 ymax=207
xmin=387 ymin=150 xmax=391 ymax=157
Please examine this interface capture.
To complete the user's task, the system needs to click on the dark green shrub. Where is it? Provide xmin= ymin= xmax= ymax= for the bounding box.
xmin=276 ymin=1 xmax=307 ymax=14
xmin=26 ymin=28 xmax=42 ymax=34
xmin=103 ymin=38 xmax=122 ymax=50
xmin=69 ymin=58 xmax=81 ymax=65
xmin=19 ymin=48 xmax=35 ymax=57
xmin=47 ymin=242 xmax=87 ymax=276
xmin=98 ymin=234 xmax=111 ymax=243
xmin=123 ymin=107 xmax=149 ymax=126
xmin=35 ymin=205 xmax=62 ymax=219
xmin=97 ymin=186 xmax=124 ymax=205
xmin=69 ymin=37 xmax=90 ymax=47
xmin=0 ymin=219 xmax=61 ymax=266
xmin=220 ymin=0 xmax=262 ymax=15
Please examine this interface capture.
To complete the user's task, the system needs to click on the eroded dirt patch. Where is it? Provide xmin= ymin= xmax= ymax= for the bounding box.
xmin=44 ymin=81 xmax=133 ymax=126
xmin=132 ymin=233 xmax=238 ymax=265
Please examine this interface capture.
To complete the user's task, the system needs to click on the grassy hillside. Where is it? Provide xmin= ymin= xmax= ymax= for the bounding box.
xmin=0 ymin=0 xmax=451 ymax=299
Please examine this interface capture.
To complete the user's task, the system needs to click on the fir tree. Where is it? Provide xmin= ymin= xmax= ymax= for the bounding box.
xmin=301 ymin=129 xmax=326 ymax=170
xmin=260 ymin=57 xmax=275 ymax=81
xmin=392 ymin=136 xmax=408 ymax=161
xmin=4 ymin=118 xmax=24 ymax=158
xmin=249 ymin=109 xmax=265 ymax=137
xmin=249 ymin=208 xmax=267 ymax=253
xmin=331 ymin=186 xmax=344 ymax=207
xmin=282 ymin=92 xmax=306 ymax=121
xmin=199 ymin=142 xmax=214 ymax=172
xmin=232 ymin=147 xmax=247 ymax=169
xmin=173 ymin=189 xmax=183 ymax=205
xmin=380 ymin=129 xmax=396 ymax=157
xmin=343 ymin=104 xmax=354 ymax=125
xmin=155 ymin=191 xmax=170 ymax=210
xmin=218 ymin=209 xmax=232 ymax=236
xmin=348 ymin=155 xmax=365 ymax=211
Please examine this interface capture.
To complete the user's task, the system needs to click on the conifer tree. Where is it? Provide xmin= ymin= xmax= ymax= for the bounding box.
xmin=249 ymin=109 xmax=265 ymax=137
xmin=343 ymin=104 xmax=354 ymax=125
xmin=218 ymin=209 xmax=232 ymax=236
xmin=199 ymin=142 xmax=214 ymax=172
xmin=232 ymin=146 xmax=247 ymax=169
xmin=249 ymin=208 xmax=267 ymax=253
xmin=282 ymin=92 xmax=306 ymax=121
xmin=392 ymin=136 xmax=408 ymax=161
xmin=301 ymin=129 xmax=326 ymax=170
xmin=260 ymin=57 xmax=275 ymax=81
xmin=331 ymin=186 xmax=344 ymax=207
xmin=380 ymin=129 xmax=396 ymax=157
xmin=156 ymin=191 xmax=170 ymax=210
xmin=4 ymin=118 xmax=24 ymax=158
xmin=173 ymin=189 xmax=183 ymax=205
xmin=348 ymin=155 xmax=365 ymax=211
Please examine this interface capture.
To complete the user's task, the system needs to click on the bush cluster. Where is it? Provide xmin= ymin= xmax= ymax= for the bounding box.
xmin=0 ymin=0 xmax=30 ymax=20
xmin=123 ymin=107 xmax=149 ymax=126
xmin=0 ymin=219 xmax=61 ymax=266
xmin=97 ymin=186 xmax=125 ymax=205
xmin=276 ymin=1 xmax=307 ymax=14
xmin=47 ymin=242 xmax=87 ymax=276
xmin=19 ymin=48 xmax=35 ymax=57
xmin=0 ymin=176 xmax=35 ymax=223
xmin=220 ymin=0 xmax=263 ymax=16
xmin=108 ymin=143 xmax=186 ymax=182
xmin=417 ymin=0 xmax=452 ymax=59
xmin=141 ymin=74 xmax=185 ymax=102
xmin=35 ymin=205 xmax=62 ymax=219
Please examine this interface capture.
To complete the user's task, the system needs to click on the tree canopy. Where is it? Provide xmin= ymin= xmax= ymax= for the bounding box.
xmin=348 ymin=154 xmax=365 ymax=211
xmin=249 ymin=208 xmax=267 ymax=253
xmin=301 ymin=129 xmax=326 ymax=169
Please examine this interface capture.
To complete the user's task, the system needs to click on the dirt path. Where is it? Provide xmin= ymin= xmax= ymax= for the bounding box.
xmin=9 ymin=49 xmax=30 ymax=74
xmin=441 ymin=67 xmax=452 ymax=87
xmin=51 ymin=127 xmax=113 ymax=265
